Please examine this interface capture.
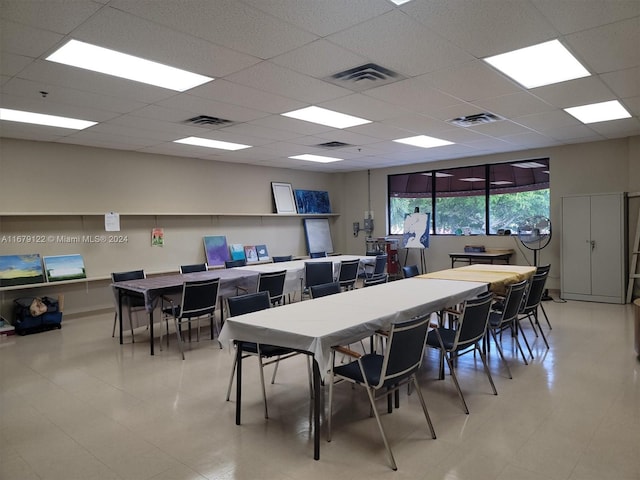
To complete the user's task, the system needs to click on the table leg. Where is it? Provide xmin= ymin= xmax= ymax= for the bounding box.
xmin=312 ymin=357 xmax=320 ymax=460
xmin=149 ymin=310 xmax=154 ymax=355
xmin=235 ymin=342 xmax=243 ymax=425
xmin=118 ymin=289 xmax=124 ymax=345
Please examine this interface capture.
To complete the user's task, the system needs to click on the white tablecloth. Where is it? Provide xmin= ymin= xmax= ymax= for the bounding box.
xmin=218 ymin=278 xmax=486 ymax=375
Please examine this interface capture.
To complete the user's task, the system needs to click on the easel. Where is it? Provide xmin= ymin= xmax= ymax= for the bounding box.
xmin=402 ymin=247 xmax=427 ymax=274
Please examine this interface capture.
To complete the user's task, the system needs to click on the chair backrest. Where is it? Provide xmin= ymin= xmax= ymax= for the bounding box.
xmin=363 ymin=273 xmax=389 ymax=287
xmin=257 ymin=270 xmax=287 ymax=305
xmin=304 ymin=261 xmax=334 ymax=288
xmin=225 ymin=259 xmax=247 ymax=268
xmin=180 ymin=263 xmax=207 ymax=274
xmin=112 ymin=269 xmax=146 ymax=282
xmin=376 ymin=314 xmax=431 ymax=388
xmin=310 ymin=281 xmax=341 ymax=299
xmin=536 ymin=264 xmax=551 ymax=275
xmin=180 ymin=278 xmax=220 ymax=318
xmin=453 ymin=294 xmax=493 ymax=349
xmin=373 ymin=254 xmax=388 ymax=275
xmin=272 ymin=255 xmax=293 ymax=263
xmin=227 ymin=291 xmax=271 ymax=317
xmin=402 ymin=265 xmax=419 ymax=278
xmin=309 ymin=251 xmax=327 ymax=258
xmin=522 ymin=272 xmax=548 ymax=313
xmin=499 ymin=280 xmax=528 ymax=324
xmin=338 ymin=259 xmax=360 ymax=288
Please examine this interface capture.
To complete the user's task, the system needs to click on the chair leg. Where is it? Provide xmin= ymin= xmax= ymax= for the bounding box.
xmin=257 ymin=353 xmax=269 ymax=419
xmin=174 ymin=318 xmax=185 ymax=360
xmin=411 ymin=376 xmax=436 ymax=439
xmin=327 ymin=351 xmax=335 ymax=442
xmin=226 ymin=350 xmax=238 ymax=401
xmin=443 ymin=351 xmax=469 ymax=414
xmin=490 ymin=329 xmax=512 ymax=379
xmin=112 ymin=312 xmax=117 ymax=337
xmin=127 ymin=305 xmax=135 ymax=343
xmin=540 ymin=304 xmax=552 ymax=329
xmin=533 ymin=311 xmax=550 ymax=349
xmin=364 ymin=386 xmax=397 ymax=470
xmin=510 ymin=322 xmax=529 ymax=365
xmin=517 ymin=319 xmax=535 ymax=360
xmin=477 ymin=345 xmax=498 ymax=395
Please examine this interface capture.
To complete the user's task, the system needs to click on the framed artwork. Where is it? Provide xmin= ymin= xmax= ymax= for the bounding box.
xmin=271 ymin=182 xmax=297 ymax=214
xmin=256 ymin=244 xmax=269 ymax=261
xmin=244 ymin=245 xmax=259 ymax=263
xmin=229 ymin=244 xmax=246 ymax=261
xmin=0 ymin=254 xmax=45 ymax=287
xmin=402 ymin=212 xmax=430 ymax=248
xmin=203 ymin=235 xmax=230 ymax=266
xmin=43 ymin=254 xmax=87 ymax=282
xmin=294 ymin=190 xmax=331 ymax=214
xmin=303 ymin=218 xmax=334 ymax=255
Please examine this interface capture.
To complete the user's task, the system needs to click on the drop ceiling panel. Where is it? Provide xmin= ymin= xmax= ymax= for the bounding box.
xmin=156 ymin=94 xmax=270 ymax=124
xmin=110 ymin=0 xmax=317 ymax=59
xmin=0 ymin=0 xmax=102 ymax=34
xmin=513 ymin=110 xmax=580 ymax=131
xmin=601 ymin=67 xmax=640 ymax=99
xmin=531 ymin=76 xmax=625 ymax=108
xmin=0 ymin=52 xmax=38 ymax=77
xmin=380 ymin=114 xmax=452 ymax=135
xmin=319 ymin=93 xmax=409 ymax=122
xmin=404 ymin=0 xmax=558 ymax=57
xmin=365 ymin=77 xmax=462 ymax=113
xmin=0 ymin=19 xmax=64 ymax=58
xmin=0 ymin=92 xmax=117 ymax=122
xmin=474 ymin=92 xmax=555 ymax=119
xmin=327 ymin=10 xmax=473 ymax=77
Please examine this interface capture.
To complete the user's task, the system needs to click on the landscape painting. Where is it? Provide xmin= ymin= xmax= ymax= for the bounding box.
xmin=43 ymin=254 xmax=87 ymax=282
xmin=203 ymin=235 xmax=230 ymax=266
xmin=294 ymin=190 xmax=331 ymax=214
xmin=0 ymin=254 xmax=45 ymax=287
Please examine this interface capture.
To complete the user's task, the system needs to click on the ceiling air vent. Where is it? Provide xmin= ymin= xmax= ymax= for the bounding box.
xmin=448 ymin=112 xmax=503 ymax=127
xmin=184 ymin=115 xmax=234 ymax=127
xmin=324 ymin=63 xmax=405 ymax=91
xmin=317 ymin=141 xmax=351 ymax=149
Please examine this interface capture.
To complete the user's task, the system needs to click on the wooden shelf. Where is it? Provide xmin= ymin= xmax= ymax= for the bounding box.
xmin=0 ymin=212 xmax=339 ymax=217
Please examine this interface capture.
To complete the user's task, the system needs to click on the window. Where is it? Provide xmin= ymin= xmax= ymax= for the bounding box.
xmin=388 ymin=159 xmax=549 ymax=235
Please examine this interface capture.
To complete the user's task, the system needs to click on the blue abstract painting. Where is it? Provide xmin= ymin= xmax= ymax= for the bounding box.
xmin=294 ymin=190 xmax=331 ymax=214
xmin=203 ymin=235 xmax=230 ymax=266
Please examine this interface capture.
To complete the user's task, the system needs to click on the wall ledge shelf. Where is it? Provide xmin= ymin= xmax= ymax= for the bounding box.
xmin=0 ymin=212 xmax=339 ymax=217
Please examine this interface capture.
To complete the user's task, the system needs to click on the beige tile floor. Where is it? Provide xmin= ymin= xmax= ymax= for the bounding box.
xmin=1 ymin=296 xmax=639 ymax=480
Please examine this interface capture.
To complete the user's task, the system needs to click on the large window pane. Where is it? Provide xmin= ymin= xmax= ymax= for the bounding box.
xmin=435 ymin=166 xmax=485 ymax=234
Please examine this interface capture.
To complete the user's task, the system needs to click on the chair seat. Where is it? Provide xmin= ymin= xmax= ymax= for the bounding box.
xmin=426 ymin=328 xmax=457 ymax=351
xmin=239 ymin=341 xmax=294 ymax=357
xmin=488 ymin=311 xmax=504 ymax=328
xmin=333 ymin=353 xmax=384 ymax=385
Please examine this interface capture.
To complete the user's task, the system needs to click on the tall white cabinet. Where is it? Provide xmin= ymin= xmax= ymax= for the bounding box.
xmin=561 ymin=193 xmax=627 ymax=304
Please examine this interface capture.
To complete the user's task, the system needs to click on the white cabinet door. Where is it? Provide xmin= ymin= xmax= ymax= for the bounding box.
xmin=561 ymin=193 xmax=626 ymax=303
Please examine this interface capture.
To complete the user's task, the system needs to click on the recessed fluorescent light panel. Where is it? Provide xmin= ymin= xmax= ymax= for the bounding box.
xmin=512 ymin=161 xmax=547 ymax=169
xmin=491 ymin=181 xmax=513 ymax=185
xmin=390 ymin=0 xmax=413 ymax=5
xmin=289 ymin=154 xmax=343 ymax=163
xmin=174 ymin=136 xmax=251 ymax=151
xmin=459 ymin=177 xmax=485 ymax=182
xmin=281 ymin=106 xmax=371 ymax=129
xmin=421 ymin=172 xmax=453 ymax=177
xmin=393 ymin=135 xmax=454 ymax=149
xmin=564 ymin=100 xmax=632 ymax=124
xmin=0 ymin=108 xmax=96 ymax=130
xmin=46 ymin=39 xmax=213 ymax=92
xmin=484 ymin=39 xmax=590 ymax=89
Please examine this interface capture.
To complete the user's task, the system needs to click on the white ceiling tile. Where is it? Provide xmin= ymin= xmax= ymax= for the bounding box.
xmin=601 ymin=67 xmax=640 ymax=99
xmin=365 ymin=77 xmax=462 ymax=113
xmin=467 ymin=119 xmax=534 ymax=137
xmin=269 ymin=40 xmax=369 ymax=79
xmin=473 ymin=92 xmax=555 ymax=119
xmin=0 ymin=0 xmax=102 ymax=34
xmin=319 ymin=93 xmax=409 ymax=122
xmin=156 ymin=94 xmax=270 ymax=123
xmin=566 ymin=17 xmax=640 ymax=73
xmin=513 ymin=110 xmax=579 ymax=132
xmin=532 ymin=0 xmax=640 ymax=35
xmin=531 ymin=76 xmax=623 ymax=108
xmin=404 ymin=0 xmax=558 ymax=57
xmin=247 ymin=114 xmax=335 ymax=136
xmin=380 ymin=114 xmax=452 ymax=135
xmin=327 ymin=10 xmax=473 ymax=77
xmin=0 ymin=52 xmax=36 ymax=77
xmin=0 ymin=19 xmax=64 ymax=58
xmin=110 ymin=0 xmax=317 ymax=59
xmin=587 ymin=116 xmax=640 ymax=138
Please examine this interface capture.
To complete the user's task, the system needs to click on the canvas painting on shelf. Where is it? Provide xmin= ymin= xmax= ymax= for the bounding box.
xmin=0 ymin=254 xmax=45 ymax=287
xmin=43 ymin=254 xmax=87 ymax=282
xmin=294 ymin=190 xmax=331 ymax=214
xmin=229 ymin=244 xmax=246 ymax=261
xmin=244 ymin=245 xmax=259 ymax=263
xmin=256 ymin=244 xmax=269 ymax=261
xmin=203 ymin=235 xmax=230 ymax=266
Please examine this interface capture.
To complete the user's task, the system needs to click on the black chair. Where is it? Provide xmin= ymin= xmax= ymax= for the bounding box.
xmin=402 ymin=265 xmax=420 ymax=278
xmin=518 ymin=271 xmax=550 ymax=350
xmin=303 ymin=261 xmax=334 ymax=299
xmin=225 ymin=291 xmax=302 ymax=418
xmin=160 ymin=278 xmax=220 ymax=360
xmin=364 ymin=254 xmax=388 ymax=279
xmin=487 ymin=280 xmax=529 ymax=378
xmin=111 ymin=269 xmax=146 ymax=341
xmin=309 ymin=251 xmax=327 ymax=258
xmin=225 ymin=259 xmax=246 ymax=268
xmin=257 ymin=270 xmax=287 ymax=306
xmin=180 ymin=263 xmax=208 ymax=273
xmin=426 ymin=294 xmax=496 ymax=414
xmin=363 ymin=273 xmax=389 ymax=287
xmin=535 ymin=264 xmax=552 ymax=329
xmin=272 ymin=255 xmax=293 ymax=263
xmin=337 ymin=259 xmax=360 ymax=290
xmin=310 ymin=281 xmax=341 ymax=299
xmin=328 ymin=314 xmax=436 ymax=470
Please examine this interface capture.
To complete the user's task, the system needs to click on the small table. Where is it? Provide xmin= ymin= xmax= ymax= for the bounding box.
xmin=449 ymin=251 xmax=513 ymax=268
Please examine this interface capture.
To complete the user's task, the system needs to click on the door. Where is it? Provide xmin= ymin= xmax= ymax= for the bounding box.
xmin=562 ymin=195 xmax=592 ymax=296
xmin=590 ymin=194 xmax=624 ymax=298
